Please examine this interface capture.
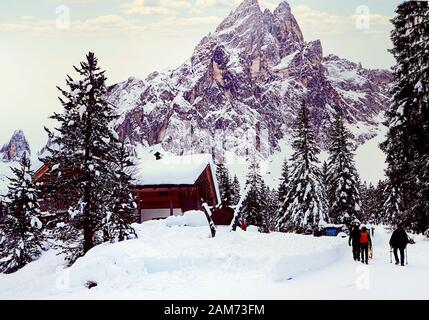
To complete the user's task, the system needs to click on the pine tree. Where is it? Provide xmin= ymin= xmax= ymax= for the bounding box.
xmin=277 ymin=159 xmax=289 ymax=204
xmin=242 ymin=160 xmax=264 ymax=229
xmin=373 ymin=180 xmax=388 ymax=225
xmin=103 ymin=142 xmax=138 ymax=242
xmin=277 ymin=102 xmax=329 ymax=233
xmin=0 ymin=155 xmax=44 ymax=273
xmin=326 ymin=109 xmax=362 ymax=226
xmin=41 ymin=52 xmax=136 ymax=264
xmin=381 ymin=2 xmax=429 ymax=233
xmin=231 ymin=175 xmax=241 ymax=206
xmin=262 ymin=187 xmax=278 ymax=233
xmin=216 ymin=163 xmax=233 ymax=206
xmin=320 ymin=161 xmax=329 ymax=192
xmin=360 ymin=182 xmax=372 ymax=223
xmin=382 ymin=181 xmax=403 ymax=227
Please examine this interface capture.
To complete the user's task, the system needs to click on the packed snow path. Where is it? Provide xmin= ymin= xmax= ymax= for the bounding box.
xmin=278 ymin=226 xmax=429 ymax=299
xmin=0 ymin=221 xmax=428 ymax=299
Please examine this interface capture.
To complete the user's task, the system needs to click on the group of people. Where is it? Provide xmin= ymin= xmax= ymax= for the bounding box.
xmin=349 ymin=225 xmax=373 ymax=264
xmin=348 ymin=224 xmax=410 ymax=266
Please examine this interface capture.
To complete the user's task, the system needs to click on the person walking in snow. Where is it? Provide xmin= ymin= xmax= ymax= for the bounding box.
xmin=389 ymin=224 xmax=408 ymax=266
xmin=348 ymin=225 xmax=361 ymax=261
xmin=359 ymin=226 xmax=372 ymax=264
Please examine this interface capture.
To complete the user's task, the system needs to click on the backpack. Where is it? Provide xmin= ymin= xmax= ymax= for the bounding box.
xmin=360 ymin=232 xmax=369 ymax=244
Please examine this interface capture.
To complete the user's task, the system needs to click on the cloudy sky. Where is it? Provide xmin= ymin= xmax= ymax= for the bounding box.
xmin=0 ymin=0 xmax=401 ymax=153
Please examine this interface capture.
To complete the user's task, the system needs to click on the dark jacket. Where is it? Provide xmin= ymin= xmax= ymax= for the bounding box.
xmin=390 ymin=228 xmax=408 ymax=249
xmin=349 ymin=228 xmax=361 ymax=246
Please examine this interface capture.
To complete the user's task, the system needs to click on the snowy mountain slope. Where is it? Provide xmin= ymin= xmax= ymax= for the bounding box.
xmin=106 ymin=0 xmax=393 ymax=158
xmin=1 ymin=222 xmax=428 ymax=299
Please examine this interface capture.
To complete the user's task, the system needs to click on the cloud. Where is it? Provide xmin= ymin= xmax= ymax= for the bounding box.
xmin=20 ymin=15 xmax=37 ymax=21
xmin=0 ymin=15 xmax=145 ymax=36
xmin=151 ymin=15 xmax=221 ymax=28
xmin=194 ymin=0 xmax=240 ymax=9
xmin=120 ymin=0 xmax=193 ymax=16
xmin=291 ymin=5 xmax=391 ymax=36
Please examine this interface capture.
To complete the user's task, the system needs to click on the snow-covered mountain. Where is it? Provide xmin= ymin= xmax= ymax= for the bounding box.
xmin=0 ymin=130 xmax=31 ymax=195
xmin=0 ymin=129 xmax=30 ymax=163
xmin=106 ymin=0 xmax=393 ymax=158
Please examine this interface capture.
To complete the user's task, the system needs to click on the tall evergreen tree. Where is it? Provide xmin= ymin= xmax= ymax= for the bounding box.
xmin=381 ymin=2 xmax=429 ymax=233
xmin=0 ymin=155 xmax=44 ymax=273
xmin=326 ymin=109 xmax=362 ymax=226
xmin=262 ymin=187 xmax=278 ymax=233
xmin=382 ymin=182 xmax=403 ymax=227
xmin=277 ymin=102 xmax=329 ymax=233
xmin=41 ymin=52 xmax=136 ymax=264
xmin=242 ymin=160 xmax=264 ymax=229
xmin=231 ymin=175 xmax=241 ymax=206
xmin=320 ymin=161 xmax=329 ymax=192
xmin=216 ymin=163 xmax=233 ymax=206
xmin=103 ymin=142 xmax=138 ymax=242
xmin=277 ymin=159 xmax=289 ymax=205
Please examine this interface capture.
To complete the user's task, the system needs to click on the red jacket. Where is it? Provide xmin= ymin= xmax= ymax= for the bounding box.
xmin=360 ymin=231 xmax=372 ymax=247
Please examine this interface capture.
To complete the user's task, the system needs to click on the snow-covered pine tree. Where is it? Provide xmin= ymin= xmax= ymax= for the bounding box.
xmin=320 ymin=161 xmax=329 ymax=192
xmin=326 ymin=108 xmax=362 ymax=226
xmin=360 ymin=182 xmax=372 ymax=223
xmin=262 ymin=186 xmax=278 ymax=233
xmin=41 ymin=52 xmax=135 ymax=264
xmin=216 ymin=162 xmax=233 ymax=206
xmin=372 ymin=180 xmax=388 ymax=225
xmin=381 ymin=2 xmax=429 ymax=233
xmin=258 ymin=180 xmax=270 ymax=233
xmin=0 ymin=155 xmax=44 ymax=273
xmin=241 ymin=160 xmax=264 ymax=229
xmin=382 ymin=181 xmax=403 ymax=227
xmin=103 ymin=142 xmax=138 ymax=242
xmin=277 ymin=102 xmax=329 ymax=233
xmin=277 ymin=159 xmax=289 ymax=205
xmin=231 ymin=175 xmax=241 ymax=206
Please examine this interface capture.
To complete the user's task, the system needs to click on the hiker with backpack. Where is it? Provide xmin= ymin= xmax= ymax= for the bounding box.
xmin=389 ymin=224 xmax=409 ymax=266
xmin=360 ymin=226 xmax=372 ymax=264
xmin=348 ymin=225 xmax=361 ymax=261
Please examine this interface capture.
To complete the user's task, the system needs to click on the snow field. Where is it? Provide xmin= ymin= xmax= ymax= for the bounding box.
xmin=66 ymin=218 xmax=346 ymax=290
xmin=1 ymin=223 xmax=429 ymax=299
xmin=0 ymin=213 xmax=347 ymax=299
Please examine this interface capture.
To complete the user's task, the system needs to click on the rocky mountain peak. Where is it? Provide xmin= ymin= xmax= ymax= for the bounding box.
xmin=0 ymin=130 xmax=31 ymax=162
xmin=106 ymin=0 xmax=393 ymax=159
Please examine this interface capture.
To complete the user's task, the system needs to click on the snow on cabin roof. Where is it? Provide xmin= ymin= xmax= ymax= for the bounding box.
xmin=132 ymin=154 xmax=221 ymax=203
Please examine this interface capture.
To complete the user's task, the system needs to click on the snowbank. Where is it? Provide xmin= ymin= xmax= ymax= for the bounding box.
xmin=164 ymin=210 xmax=208 ymax=227
xmin=272 ymin=240 xmax=345 ymax=281
xmin=0 ymin=218 xmax=348 ymax=299
xmin=52 ymin=220 xmax=347 ymax=293
xmin=2 ymin=224 xmax=429 ymax=299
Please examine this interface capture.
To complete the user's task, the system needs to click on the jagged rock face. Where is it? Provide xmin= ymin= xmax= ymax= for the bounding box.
xmin=107 ymin=0 xmax=393 ymax=157
xmin=0 ymin=130 xmax=30 ymax=162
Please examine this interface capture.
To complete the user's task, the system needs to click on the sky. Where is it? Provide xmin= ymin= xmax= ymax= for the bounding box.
xmin=0 ymin=0 xmax=402 ymax=156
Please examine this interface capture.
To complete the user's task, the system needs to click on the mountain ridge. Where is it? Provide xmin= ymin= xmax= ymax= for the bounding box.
xmin=107 ymin=0 xmax=393 ymax=157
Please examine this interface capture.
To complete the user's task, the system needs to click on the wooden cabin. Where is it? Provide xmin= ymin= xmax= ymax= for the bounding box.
xmin=132 ymin=154 xmax=220 ymax=222
xmin=33 ymin=153 xmax=221 ymax=224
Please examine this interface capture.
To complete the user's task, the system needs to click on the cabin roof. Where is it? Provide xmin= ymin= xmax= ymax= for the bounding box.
xmin=132 ymin=153 xmax=220 ymax=202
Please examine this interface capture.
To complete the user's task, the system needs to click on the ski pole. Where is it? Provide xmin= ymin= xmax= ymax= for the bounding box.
xmin=390 ymin=248 xmax=392 ymax=263
xmin=405 ymin=248 xmax=408 ymax=265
